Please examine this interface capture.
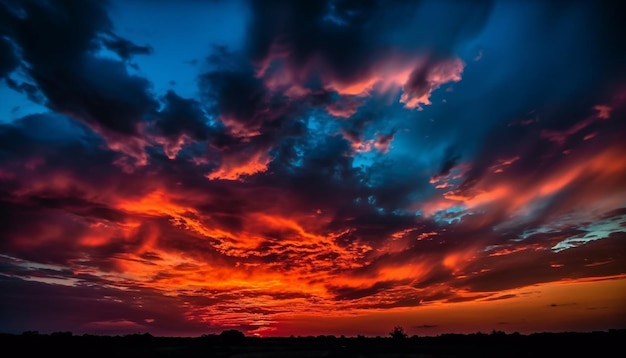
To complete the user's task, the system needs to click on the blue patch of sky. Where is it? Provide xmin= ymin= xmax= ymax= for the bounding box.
xmin=551 ymin=214 xmax=626 ymax=253
xmin=515 ymin=226 xmax=561 ymax=242
xmin=0 ymin=52 xmax=48 ymax=123
xmin=0 ymin=84 xmax=48 ymax=123
xmin=0 ymin=254 xmax=80 ymax=287
xmin=352 ymin=150 xmax=376 ymax=170
xmin=432 ymin=205 xmax=471 ymax=225
xmin=107 ymin=0 xmax=249 ymax=100
xmin=306 ymin=113 xmax=340 ymax=141
xmin=2 ymin=1 xmax=250 ymax=123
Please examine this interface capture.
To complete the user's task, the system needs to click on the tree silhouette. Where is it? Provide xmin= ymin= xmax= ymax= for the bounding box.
xmin=219 ymin=329 xmax=245 ymax=344
xmin=389 ymin=326 xmax=408 ymax=340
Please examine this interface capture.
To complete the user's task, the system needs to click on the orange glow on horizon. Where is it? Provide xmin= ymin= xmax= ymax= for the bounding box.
xmin=268 ymin=275 xmax=626 ymax=337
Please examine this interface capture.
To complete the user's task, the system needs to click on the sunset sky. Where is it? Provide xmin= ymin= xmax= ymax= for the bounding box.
xmin=1 ymin=0 xmax=625 ymax=338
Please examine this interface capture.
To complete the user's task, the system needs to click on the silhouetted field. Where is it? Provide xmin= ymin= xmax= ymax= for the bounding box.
xmin=1 ymin=329 xmax=624 ymax=357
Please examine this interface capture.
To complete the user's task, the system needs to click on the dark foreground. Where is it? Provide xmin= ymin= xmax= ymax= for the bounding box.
xmin=2 ymin=329 xmax=624 ymax=358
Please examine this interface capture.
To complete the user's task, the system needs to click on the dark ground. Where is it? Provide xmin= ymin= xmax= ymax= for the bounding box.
xmin=1 ymin=329 xmax=624 ymax=358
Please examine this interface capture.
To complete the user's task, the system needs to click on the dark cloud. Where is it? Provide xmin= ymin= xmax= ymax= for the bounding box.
xmin=0 ymin=36 xmax=18 ymax=78
xmin=484 ymin=294 xmax=517 ymax=302
xmin=455 ymin=233 xmax=626 ymax=292
xmin=433 ymin=146 xmax=461 ymax=179
xmin=46 ymin=57 xmax=157 ymax=135
xmin=154 ymin=91 xmax=209 ymax=141
xmin=246 ymin=0 xmax=493 ymax=83
xmin=1 ymin=0 xmax=111 ymax=65
xmin=101 ymin=33 xmax=153 ymax=61
xmin=200 ymin=66 xmax=267 ymax=130
xmin=2 ymin=0 xmax=157 ymax=138
xmin=0 ymin=275 xmax=211 ymax=335
xmin=4 ymin=78 xmax=45 ymax=104
xmin=329 ymin=281 xmax=399 ymax=301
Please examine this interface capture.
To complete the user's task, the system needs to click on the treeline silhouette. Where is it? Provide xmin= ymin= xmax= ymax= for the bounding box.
xmin=1 ymin=328 xmax=624 ymax=357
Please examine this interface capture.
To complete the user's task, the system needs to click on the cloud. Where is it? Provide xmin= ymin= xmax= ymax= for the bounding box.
xmin=1 ymin=0 xmax=159 ymax=166
xmin=400 ymin=57 xmax=464 ymax=109
xmin=0 ymin=36 xmax=19 ymax=78
xmin=206 ymin=149 xmax=271 ymax=180
xmin=414 ymin=324 xmax=438 ymax=329
xmin=246 ymin=0 xmax=474 ymax=117
xmin=101 ymin=33 xmax=153 ymax=61
xmin=0 ymin=274 xmax=211 ymax=336
xmin=541 ymin=105 xmax=612 ymax=146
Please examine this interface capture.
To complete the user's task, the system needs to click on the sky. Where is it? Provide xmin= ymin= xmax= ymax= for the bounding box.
xmin=0 ymin=0 xmax=625 ymax=338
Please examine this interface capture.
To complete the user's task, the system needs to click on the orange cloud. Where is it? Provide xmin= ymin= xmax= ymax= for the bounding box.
xmin=593 ymin=104 xmax=612 ymax=119
xmin=257 ymin=52 xmax=464 ymax=114
xmin=325 ymin=97 xmax=362 ymax=118
xmin=400 ymin=58 xmax=464 ymax=110
xmin=541 ymin=104 xmax=612 ymax=146
xmin=206 ymin=151 xmax=271 ymax=181
xmin=422 ymin=142 xmax=626 ymax=225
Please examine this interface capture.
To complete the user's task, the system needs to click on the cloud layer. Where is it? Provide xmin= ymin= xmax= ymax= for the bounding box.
xmin=1 ymin=0 xmax=625 ymax=337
